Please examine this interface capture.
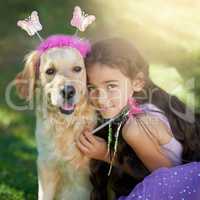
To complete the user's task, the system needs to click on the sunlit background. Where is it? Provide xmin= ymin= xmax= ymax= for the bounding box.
xmin=92 ymin=0 xmax=200 ymax=108
xmin=0 ymin=0 xmax=200 ymax=199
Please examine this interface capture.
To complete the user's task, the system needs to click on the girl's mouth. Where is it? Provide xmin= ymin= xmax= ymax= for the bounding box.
xmin=99 ymin=106 xmax=114 ymax=111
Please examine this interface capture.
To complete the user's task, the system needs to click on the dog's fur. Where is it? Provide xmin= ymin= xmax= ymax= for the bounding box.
xmin=15 ymin=47 xmax=96 ymax=200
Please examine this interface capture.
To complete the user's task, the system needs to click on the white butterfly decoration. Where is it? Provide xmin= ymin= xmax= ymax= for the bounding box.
xmin=70 ymin=6 xmax=96 ymax=32
xmin=17 ymin=11 xmax=43 ymax=40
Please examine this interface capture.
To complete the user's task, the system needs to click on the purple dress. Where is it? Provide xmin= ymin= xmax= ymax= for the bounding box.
xmin=118 ymin=162 xmax=200 ymax=200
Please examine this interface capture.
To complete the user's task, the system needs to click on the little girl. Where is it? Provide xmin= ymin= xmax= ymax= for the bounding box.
xmin=76 ymin=38 xmax=200 ymax=199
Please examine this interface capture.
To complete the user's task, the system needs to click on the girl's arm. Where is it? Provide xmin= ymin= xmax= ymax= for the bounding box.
xmin=122 ymin=114 xmax=173 ymax=171
xmin=76 ymin=130 xmax=135 ymax=176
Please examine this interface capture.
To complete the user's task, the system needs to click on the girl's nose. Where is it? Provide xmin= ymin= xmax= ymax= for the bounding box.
xmin=97 ymin=89 xmax=109 ymax=107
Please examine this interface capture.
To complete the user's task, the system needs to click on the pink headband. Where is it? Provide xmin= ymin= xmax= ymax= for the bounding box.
xmin=36 ymin=35 xmax=91 ymax=58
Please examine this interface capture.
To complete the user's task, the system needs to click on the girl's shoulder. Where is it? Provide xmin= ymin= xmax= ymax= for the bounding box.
xmin=139 ymin=103 xmax=169 ymax=124
xmin=122 ymin=108 xmax=173 ymax=145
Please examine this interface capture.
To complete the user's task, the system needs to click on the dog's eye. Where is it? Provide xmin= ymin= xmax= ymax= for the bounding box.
xmin=46 ymin=68 xmax=56 ymax=75
xmin=72 ymin=66 xmax=82 ymax=73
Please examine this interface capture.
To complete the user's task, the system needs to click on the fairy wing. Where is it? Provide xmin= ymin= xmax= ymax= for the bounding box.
xmin=80 ymin=15 xmax=96 ymax=32
xmin=70 ymin=6 xmax=83 ymax=28
xmin=17 ymin=10 xmax=42 ymax=36
xmin=17 ymin=20 xmax=35 ymax=36
xmin=70 ymin=6 xmax=95 ymax=32
xmin=30 ymin=11 xmax=42 ymax=32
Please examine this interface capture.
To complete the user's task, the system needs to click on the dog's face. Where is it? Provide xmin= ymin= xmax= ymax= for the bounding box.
xmin=15 ymin=47 xmax=87 ymax=115
xmin=40 ymin=48 xmax=87 ymax=114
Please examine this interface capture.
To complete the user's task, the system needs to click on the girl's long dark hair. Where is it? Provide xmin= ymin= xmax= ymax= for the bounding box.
xmin=139 ymin=81 xmax=200 ymax=162
xmin=86 ymin=38 xmax=200 ymax=199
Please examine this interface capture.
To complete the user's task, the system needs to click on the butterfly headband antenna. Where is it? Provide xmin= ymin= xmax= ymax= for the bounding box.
xmin=17 ymin=11 xmax=43 ymax=41
xmin=17 ymin=6 xmax=96 ymax=40
xmin=70 ymin=6 xmax=96 ymax=35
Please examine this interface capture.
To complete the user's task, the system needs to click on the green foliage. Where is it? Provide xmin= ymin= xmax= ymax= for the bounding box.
xmin=0 ymin=113 xmax=37 ymax=200
xmin=0 ymin=184 xmax=24 ymax=200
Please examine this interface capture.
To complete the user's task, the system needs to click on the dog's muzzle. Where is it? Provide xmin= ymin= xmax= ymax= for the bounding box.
xmin=59 ymin=85 xmax=76 ymax=115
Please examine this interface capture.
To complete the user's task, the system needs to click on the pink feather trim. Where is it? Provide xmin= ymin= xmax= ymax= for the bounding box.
xmin=128 ymin=97 xmax=143 ymax=118
xmin=36 ymin=34 xmax=91 ymax=57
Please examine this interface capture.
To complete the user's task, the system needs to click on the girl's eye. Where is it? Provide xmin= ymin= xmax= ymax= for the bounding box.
xmin=72 ymin=66 xmax=82 ymax=73
xmin=87 ymin=86 xmax=96 ymax=92
xmin=46 ymin=68 xmax=56 ymax=75
xmin=107 ymin=84 xmax=118 ymax=90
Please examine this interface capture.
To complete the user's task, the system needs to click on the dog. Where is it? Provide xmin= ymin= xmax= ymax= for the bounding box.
xmin=15 ymin=35 xmax=96 ymax=200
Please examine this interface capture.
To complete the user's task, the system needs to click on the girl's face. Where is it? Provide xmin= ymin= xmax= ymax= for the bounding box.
xmin=87 ymin=63 xmax=135 ymax=119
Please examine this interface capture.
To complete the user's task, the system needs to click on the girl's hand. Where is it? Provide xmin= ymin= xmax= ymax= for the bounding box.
xmin=76 ymin=130 xmax=108 ymax=162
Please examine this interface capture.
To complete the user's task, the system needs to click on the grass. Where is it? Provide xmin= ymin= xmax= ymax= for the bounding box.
xmin=0 ymin=107 xmax=37 ymax=199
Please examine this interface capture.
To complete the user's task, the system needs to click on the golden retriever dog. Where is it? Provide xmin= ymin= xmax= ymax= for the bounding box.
xmin=15 ymin=35 xmax=96 ymax=200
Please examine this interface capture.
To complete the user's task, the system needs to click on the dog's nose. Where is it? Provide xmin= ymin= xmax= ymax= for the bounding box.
xmin=61 ymin=85 xmax=76 ymax=100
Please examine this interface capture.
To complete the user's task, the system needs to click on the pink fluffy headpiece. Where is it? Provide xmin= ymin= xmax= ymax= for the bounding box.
xmin=36 ymin=35 xmax=91 ymax=58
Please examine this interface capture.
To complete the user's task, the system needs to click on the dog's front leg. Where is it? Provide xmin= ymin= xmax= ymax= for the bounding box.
xmin=38 ymin=160 xmax=60 ymax=200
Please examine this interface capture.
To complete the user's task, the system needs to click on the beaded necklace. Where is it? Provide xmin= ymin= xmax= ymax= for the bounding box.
xmin=92 ymin=98 xmax=143 ymax=175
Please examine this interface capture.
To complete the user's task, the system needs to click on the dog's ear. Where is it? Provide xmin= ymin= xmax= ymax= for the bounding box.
xmin=15 ymin=51 xmax=40 ymax=101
